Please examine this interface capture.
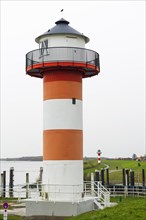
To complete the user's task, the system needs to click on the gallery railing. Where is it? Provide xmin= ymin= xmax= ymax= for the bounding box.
xmin=26 ymin=47 xmax=100 ymax=78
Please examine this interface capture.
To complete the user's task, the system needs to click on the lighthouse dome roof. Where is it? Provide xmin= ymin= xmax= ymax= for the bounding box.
xmin=35 ymin=18 xmax=90 ymax=43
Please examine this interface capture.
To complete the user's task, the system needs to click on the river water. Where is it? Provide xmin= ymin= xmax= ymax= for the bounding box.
xmin=0 ymin=160 xmax=43 ymax=186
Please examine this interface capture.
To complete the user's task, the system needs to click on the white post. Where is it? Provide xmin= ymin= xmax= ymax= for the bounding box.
xmin=3 ymin=210 xmax=7 ymax=220
xmin=98 ymin=181 xmax=100 ymax=200
xmin=17 ymin=185 xmax=21 ymax=202
xmin=125 ymin=172 xmax=128 ymax=197
xmin=91 ymin=172 xmax=94 ymax=196
xmin=36 ymin=182 xmax=39 ymax=201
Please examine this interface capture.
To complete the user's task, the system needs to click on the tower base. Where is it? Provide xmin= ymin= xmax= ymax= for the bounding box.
xmin=25 ymin=198 xmax=98 ymax=217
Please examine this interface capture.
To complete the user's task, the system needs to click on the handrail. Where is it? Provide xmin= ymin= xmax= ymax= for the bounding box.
xmin=84 ymin=181 xmax=110 ymax=207
xmin=1 ymin=183 xmax=145 ymax=202
xmin=26 ymin=46 xmax=100 ymax=57
xmin=26 ymin=47 xmax=99 ymax=65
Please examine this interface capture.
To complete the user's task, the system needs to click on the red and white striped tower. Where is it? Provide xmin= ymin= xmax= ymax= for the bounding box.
xmin=26 ymin=18 xmax=100 ymax=201
xmin=97 ymin=149 xmax=102 ymax=164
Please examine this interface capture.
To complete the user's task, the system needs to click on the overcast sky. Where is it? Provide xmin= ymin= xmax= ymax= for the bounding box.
xmin=1 ymin=0 xmax=145 ymax=159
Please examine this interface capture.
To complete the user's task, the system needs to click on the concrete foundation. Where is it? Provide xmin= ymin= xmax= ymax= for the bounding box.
xmin=25 ymin=199 xmax=97 ymax=217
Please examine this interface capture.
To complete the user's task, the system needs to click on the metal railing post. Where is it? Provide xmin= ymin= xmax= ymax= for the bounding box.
xmin=31 ymin=53 xmax=33 ymax=69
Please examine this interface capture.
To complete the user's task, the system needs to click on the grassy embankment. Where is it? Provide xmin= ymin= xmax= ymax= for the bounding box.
xmin=84 ymin=159 xmax=146 ymax=184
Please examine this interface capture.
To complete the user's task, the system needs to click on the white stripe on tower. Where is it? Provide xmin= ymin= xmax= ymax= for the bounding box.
xmin=43 ymin=99 xmax=82 ymax=130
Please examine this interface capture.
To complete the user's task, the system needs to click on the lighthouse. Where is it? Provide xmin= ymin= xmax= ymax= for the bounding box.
xmin=26 ymin=18 xmax=100 ymax=216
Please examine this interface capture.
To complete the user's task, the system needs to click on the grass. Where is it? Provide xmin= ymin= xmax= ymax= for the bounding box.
xmin=0 ymin=215 xmax=22 ymax=220
xmin=66 ymin=197 xmax=146 ymax=220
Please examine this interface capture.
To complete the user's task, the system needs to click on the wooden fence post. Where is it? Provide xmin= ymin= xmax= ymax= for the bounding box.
xmin=122 ymin=169 xmax=126 ymax=186
xmin=9 ymin=167 xmax=14 ymax=198
xmin=95 ymin=170 xmax=100 ymax=183
xmin=39 ymin=167 xmax=43 ymax=196
xmin=26 ymin=173 xmax=29 ymax=198
xmin=106 ymin=168 xmax=109 ymax=186
xmin=101 ymin=169 xmax=105 ymax=186
xmin=130 ymin=170 xmax=135 ymax=187
xmin=142 ymin=169 xmax=145 ymax=186
xmin=3 ymin=171 xmax=6 ymax=198
xmin=1 ymin=173 xmax=4 ymax=197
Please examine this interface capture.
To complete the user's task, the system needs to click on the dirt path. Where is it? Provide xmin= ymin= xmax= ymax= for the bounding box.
xmin=109 ymin=169 xmax=122 ymax=173
xmin=22 ymin=217 xmax=66 ymax=220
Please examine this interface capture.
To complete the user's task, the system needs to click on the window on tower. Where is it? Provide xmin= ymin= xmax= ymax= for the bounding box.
xmin=39 ymin=39 xmax=49 ymax=56
xmin=72 ymin=98 xmax=76 ymax=105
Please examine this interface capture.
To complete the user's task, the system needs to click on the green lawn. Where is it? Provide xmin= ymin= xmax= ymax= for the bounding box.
xmin=66 ymin=197 xmax=146 ymax=220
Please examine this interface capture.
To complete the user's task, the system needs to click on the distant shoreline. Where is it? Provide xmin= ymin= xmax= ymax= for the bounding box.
xmin=0 ymin=156 xmax=43 ymax=161
xmin=0 ymin=156 xmax=133 ymax=161
xmin=0 ymin=156 xmax=96 ymax=161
